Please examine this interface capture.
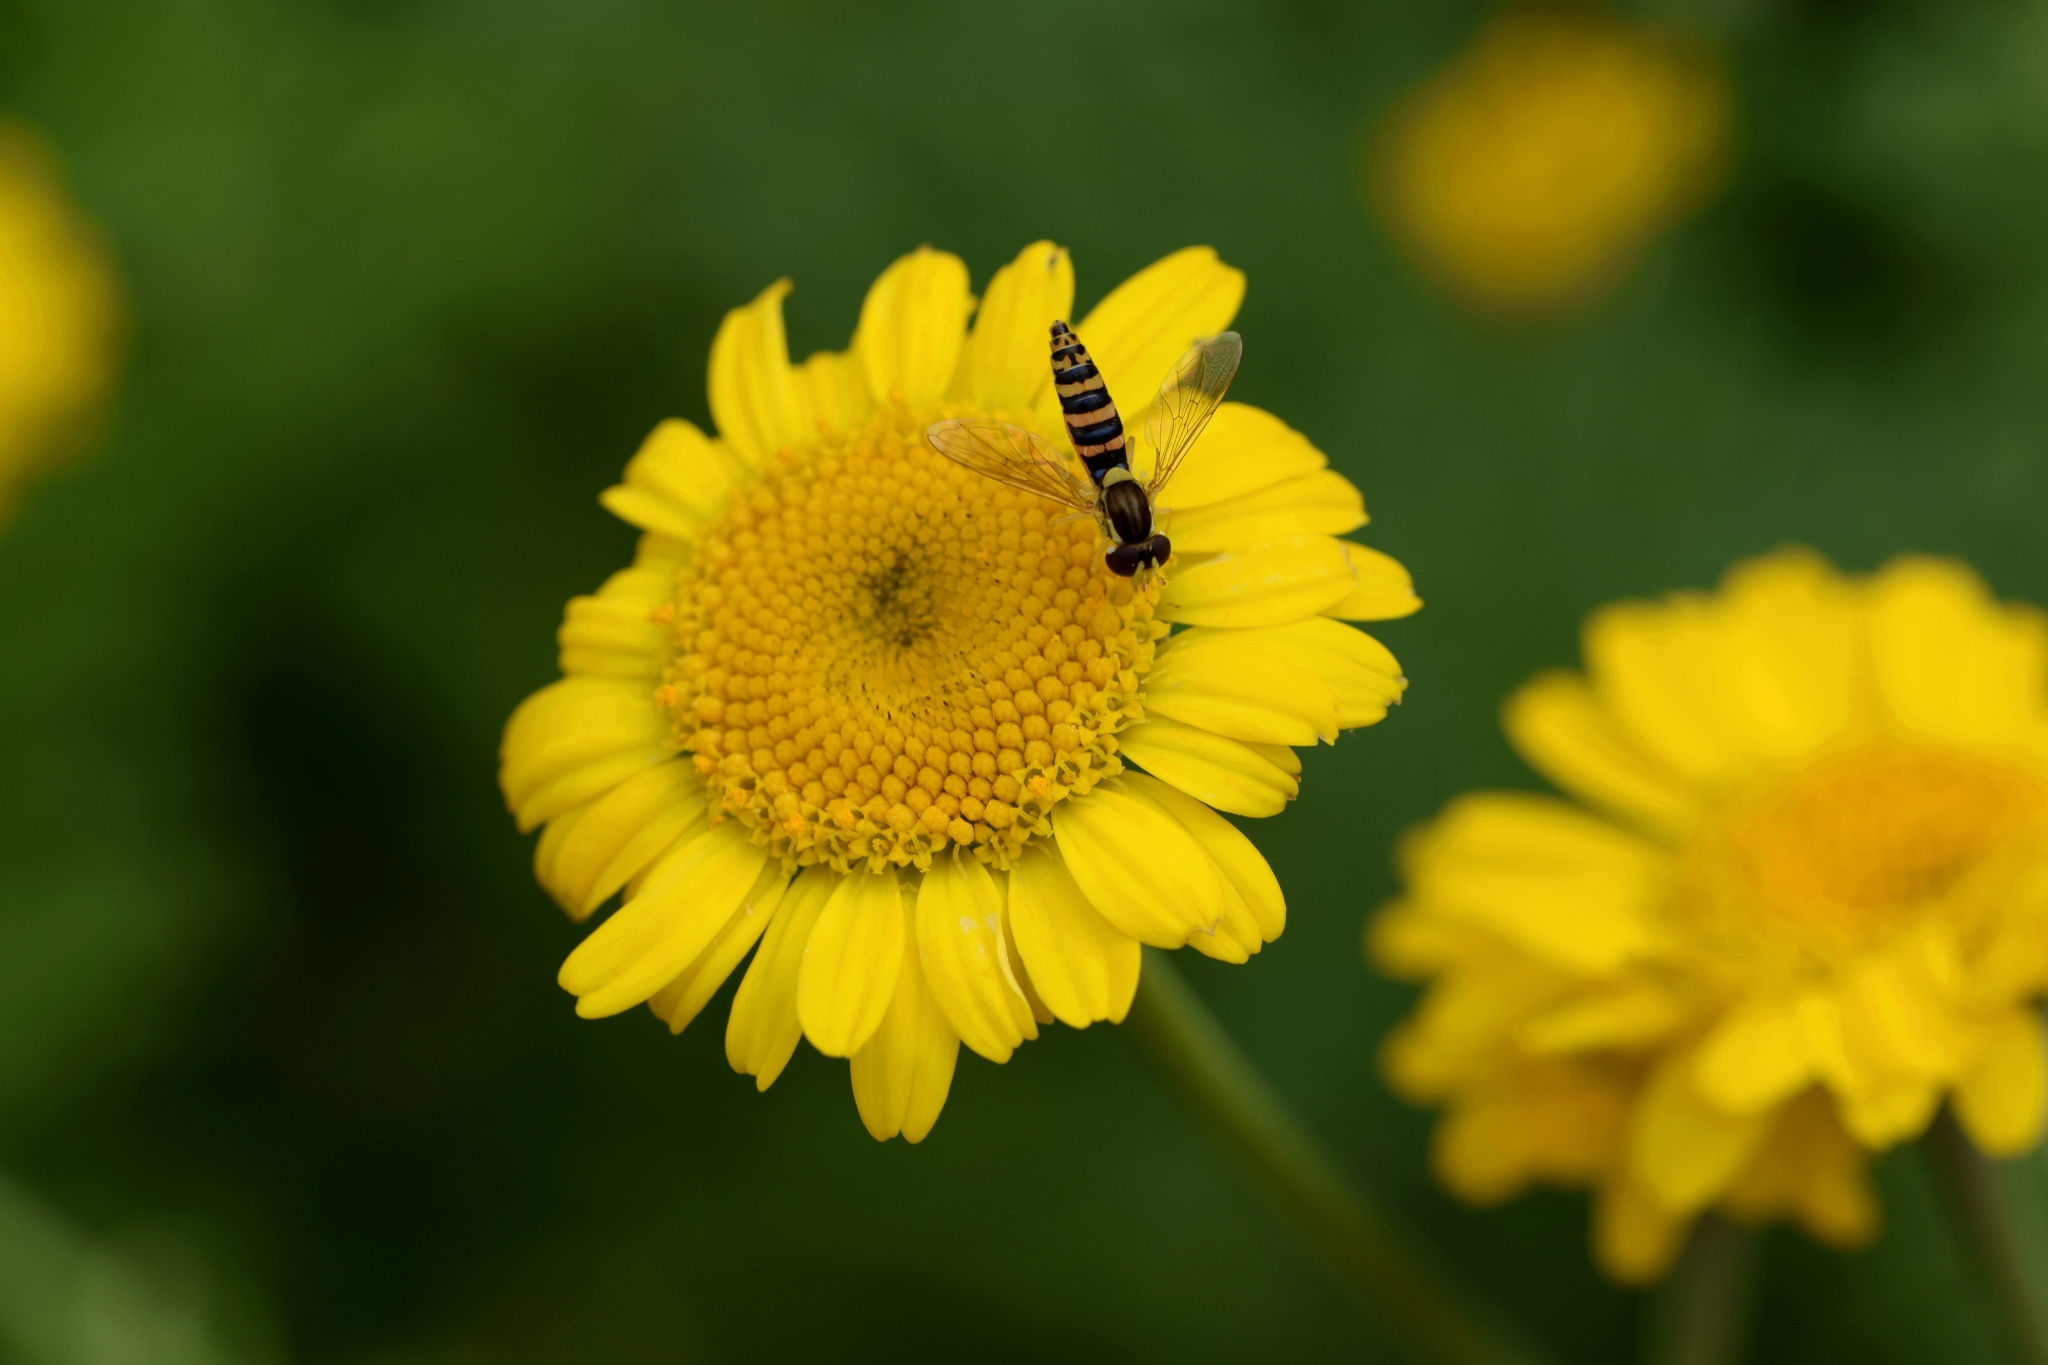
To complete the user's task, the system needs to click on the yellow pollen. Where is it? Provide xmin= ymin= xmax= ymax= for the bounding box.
xmin=657 ymin=401 xmax=1162 ymax=873
xmin=1685 ymin=744 xmax=2048 ymax=958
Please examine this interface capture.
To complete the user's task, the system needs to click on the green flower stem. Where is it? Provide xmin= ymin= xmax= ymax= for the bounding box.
xmin=1922 ymin=1107 xmax=2048 ymax=1365
xmin=1642 ymin=1214 xmax=1755 ymax=1365
xmin=1124 ymin=948 xmax=1558 ymax=1365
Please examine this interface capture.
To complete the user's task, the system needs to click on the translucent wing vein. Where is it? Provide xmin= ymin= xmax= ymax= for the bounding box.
xmin=926 ymin=419 xmax=1095 ymax=511
xmin=1144 ymin=332 xmax=1243 ymax=497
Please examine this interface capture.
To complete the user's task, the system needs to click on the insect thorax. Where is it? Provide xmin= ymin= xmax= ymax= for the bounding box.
xmin=1100 ymin=474 xmax=1152 ymax=545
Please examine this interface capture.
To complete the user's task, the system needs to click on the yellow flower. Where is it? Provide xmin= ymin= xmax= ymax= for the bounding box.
xmin=0 ymin=122 xmax=121 ymax=522
xmin=1373 ymin=549 xmax=2048 ymax=1281
xmin=1372 ymin=9 xmax=1730 ymax=316
xmin=502 ymin=243 xmax=1418 ymax=1141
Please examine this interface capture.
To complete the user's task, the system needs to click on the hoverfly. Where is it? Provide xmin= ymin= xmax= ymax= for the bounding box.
xmin=926 ymin=320 xmax=1243 ymax=577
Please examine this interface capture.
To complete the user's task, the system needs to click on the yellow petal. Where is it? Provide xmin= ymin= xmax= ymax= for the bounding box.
xmin=1594 ymin=1180 xmax=1688 ymax=1285
xmin=1793 ymin=1157 xmax=1880 ymax=1248
xmin=1503 ymin=671 xmax=1699 ymax=837
xmin=1973 ymin=873 xmax=2048 ymax=1000
xmin=1572 ymin=552 xmax=1867 ymax=785
xmin=589 ymin=561 xmax=676 ymax=610
xmin=1144 ymin=640 xmax=1339 ymax=745
xmin=855 ymin=247 xmax=972 ymax=407
xmin=648 ymin=863 xmax=789 ymax=1034
xmin=997 ymin=896 xmax=1059 ymax=1027
xmin=1723 ymin=1089 xmax=1880 ymax=1250
xmin=1159 ymin=535 xmax=1358 ymax=629
xmin=632 ymin=531 xmax=690 ymax=571
xmin=986 ymin=872 xmax=1045 ymax=1038
xmin=792 ymin=347 xmax=872 ymax=433
xmin=915 ymin=853 xmax=1032 ymax=1064
xmin=1115 ymin=776 xmax=1261 ymax=962
xmin=1168 ymin=618 xmax=1406 ymax=729
xmin=1118 ymin=714 xmax=1297 ymax=817
xmin=1834 ymin=937 xmax=1970 ymax=1082
xmin=1054 ymin=778 xmax=1225 ymax=947
xmin=1628 ymin=1048 xmax=1771 ymax=1213
xmin=557 ymin=565 xmax=673 ymax=679
xmin=1400 ymin=792 xmax=1666 ymax=974
xmin=1834 ymin=1074 xmax=1941 ymax=1148
xmin=500 ymin=677 xmax=672 ymax=832
xmin=1323 ymin=541 xmax=1422 ymax=621
xmin=1956 ymin=1010 xmax=2048 ymax=1156
xmin=511 ymin=751 xmax=672 ymax=838
xmin=1693 ymin=997 xmax=1814 ymax=1114
xmin=1146 ymin=795 xmax=1263 ymax=962
xmin=797 ymin=869 xmax=905 ymax=1057
xmin=850 ymin=894 xmax=960 ymax=1143
xmin=1378 ymin=949 xmax=1571 ymax=1100
xmin=1182 ymin=912 xmax=1255 ymax=964
xmin=725 ymin=866 xmax=837 ymax=1090
xmin=598 ymin=418 xmax=743 ymax=539
xmin=543 ymin=759 xmax=708 ymax=920
xmin=502 ymin=677 xmax=662 ymax=786
xmin=967 ymin=240 xmax=1073 ymax=413
xmin=1537 ymin=549 xmax=1860 ymax=786
xmin=1430 ymin=1059 xmax=1626 ymax=1202
xmin=1005 ymin=844 xmax=1141 ymax=1028
xmin=1583 ymin=585 xmax=1785 ymax=787
xmin=558 ymin=823 xmax=769 ymax=1017
xmin=0 ymin=128 xmax=118 ymax=492
xmin=1367 ymin=900 xmax=1493 ymax=979
xmin=1711 ymin=548 xmax=1861 ymax=760
xmin=532 ymin=803 xmax=589 ymax=915
xmin=1866 ymin=554 xmax=2048 ymax=746
xmin=1154 ymin=403 xmax=1326 ymax=510
xmin=1248 ymin=740 xmax=1301 ymax=775
xmin=1125 ymin=770 xmax=1285 ymax=942
xmin=1071 ymin=246 xmax=1244 ymax=431
xmin=707 ymin=279 xmax=805 ymax=468
xmin=1166 ymin=470 xmax=1366 ymax=553
xmin=1517 ymin=982 xmax=1682 ymax=1054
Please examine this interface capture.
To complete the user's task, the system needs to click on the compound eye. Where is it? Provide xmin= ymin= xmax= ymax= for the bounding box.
xmin=1147 ymin=533 xmax=1171 ymax=567
xmin=1104 ymin=542 xmax=1147 ymax=577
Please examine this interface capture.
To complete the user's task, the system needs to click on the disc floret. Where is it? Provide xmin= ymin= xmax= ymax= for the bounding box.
xmin=661 ymin=400 xmax=1162 ymax=873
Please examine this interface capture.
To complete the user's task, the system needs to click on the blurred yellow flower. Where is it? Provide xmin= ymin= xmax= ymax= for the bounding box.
xmin=1373 ymin=8 xmax=1730 ymax=316
xmin=0 ymin=122 xmax=120 ymax=522
xmin=501 ymin=243 xmax=1417 ymax=1142
xmin=1373 ymin=550 xmax=2048 ymax=1281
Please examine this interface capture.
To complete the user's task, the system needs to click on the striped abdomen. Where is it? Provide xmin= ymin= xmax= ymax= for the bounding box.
xmin=1049 ymin=320 xmax=1128 ymax=484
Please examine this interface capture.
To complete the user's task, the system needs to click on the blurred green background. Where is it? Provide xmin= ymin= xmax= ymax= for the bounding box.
xmin=4 ymin=0 xmax=2048 ymax=1360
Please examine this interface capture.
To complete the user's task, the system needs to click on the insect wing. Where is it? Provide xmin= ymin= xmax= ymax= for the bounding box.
xmin=1142 ymin=331 xmax=1242 ymax=497
xmin=926 ymin=419 xmax=1094 ymax=512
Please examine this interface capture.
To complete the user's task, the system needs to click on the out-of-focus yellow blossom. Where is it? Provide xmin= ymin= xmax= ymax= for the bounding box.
xmin=1373 ymin=8 xmax=1731 ymax=316
xmin=501 ymin=243 xmax=1418 ymax=1143
xmin=0 ymin=122 xmax=120 ymax=523
xmin=1373 ymin=549 xmax=2048 ymax=1281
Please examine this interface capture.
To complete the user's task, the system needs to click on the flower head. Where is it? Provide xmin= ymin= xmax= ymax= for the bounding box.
xmin=1372 ymin=9 xmax=1730 ymax=316
xmin=0 ymin=123 xmax=121 ymax=523
xmin=503 ymin=243 xmax=1418 ymax=1140
xmin=1373 ymin=550 xmax=2048 ymax=1280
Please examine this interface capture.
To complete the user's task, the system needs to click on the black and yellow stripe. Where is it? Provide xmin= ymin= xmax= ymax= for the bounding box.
xmin=1048 ymin=320 xmax=1128 ymax=485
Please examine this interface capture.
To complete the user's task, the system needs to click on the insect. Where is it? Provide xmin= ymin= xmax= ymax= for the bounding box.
xmin=926 ymin=320 xmax=1243 ymax=577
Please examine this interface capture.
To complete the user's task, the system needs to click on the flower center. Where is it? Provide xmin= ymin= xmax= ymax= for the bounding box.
xmin=657 ymin=401 xmax=1159 ymax=873
xmin=1680 ymin=743 xmax=2048 ymax=960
